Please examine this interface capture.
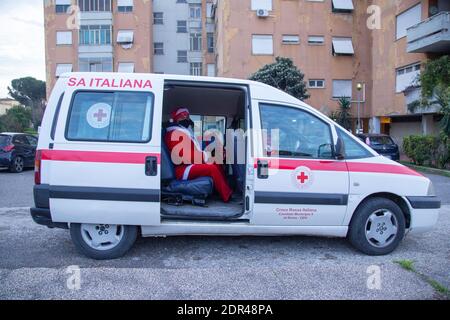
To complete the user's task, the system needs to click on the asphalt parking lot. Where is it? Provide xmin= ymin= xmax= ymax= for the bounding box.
xmin=0 ymin=169 xmax=449 ymax=300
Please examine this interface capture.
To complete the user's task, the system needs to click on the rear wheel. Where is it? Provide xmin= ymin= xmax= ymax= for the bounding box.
xmin=348 ymin=197 xmax=406 ymax=255
xmin=70 ymin=223 xmax=138 ymax=260
xmin=10 ymin=156 xmax=24 ymax=173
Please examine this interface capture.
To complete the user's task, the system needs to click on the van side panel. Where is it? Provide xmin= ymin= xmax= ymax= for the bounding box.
xmin=46 ymin=73 xmax=163 ymax=226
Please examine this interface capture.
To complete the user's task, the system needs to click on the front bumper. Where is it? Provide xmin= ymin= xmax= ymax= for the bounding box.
xmin=406 ymin=196 xmax=441 ymax=234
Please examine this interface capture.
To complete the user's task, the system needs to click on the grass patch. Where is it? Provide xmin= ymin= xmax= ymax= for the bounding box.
xmin=394 ymin=259 xmax=416 ymax=272
xmin=394 ymin=259 xmax=450 ymax=299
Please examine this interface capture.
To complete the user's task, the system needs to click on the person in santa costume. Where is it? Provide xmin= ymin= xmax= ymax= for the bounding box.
xmin=164 ymin=107 xmax=233 ymax=203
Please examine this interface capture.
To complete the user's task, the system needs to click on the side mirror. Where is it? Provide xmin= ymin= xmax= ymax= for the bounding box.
xmin=335 ymin=136 xmax=345 ymax=160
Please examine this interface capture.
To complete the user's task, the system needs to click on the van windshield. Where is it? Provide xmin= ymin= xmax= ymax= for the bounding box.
xmin=0 ymin=135 xmax=10 ymax=146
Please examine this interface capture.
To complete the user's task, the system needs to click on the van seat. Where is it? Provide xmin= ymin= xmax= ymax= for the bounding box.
xmin=161 ymin=134 xmax=213 ymax=205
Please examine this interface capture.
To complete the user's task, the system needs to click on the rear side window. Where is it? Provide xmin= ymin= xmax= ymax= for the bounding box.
xmin=337 ymin=128 xmax=373 ymax=159
xmin=0 ymin=135 xmax=10 ymax=146
xmin=66 ymin=91 xmax=154 ymax=143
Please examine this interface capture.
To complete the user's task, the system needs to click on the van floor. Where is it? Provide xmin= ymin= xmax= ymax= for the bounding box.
xmin=161 ymin=196 xmax=244 ymax=219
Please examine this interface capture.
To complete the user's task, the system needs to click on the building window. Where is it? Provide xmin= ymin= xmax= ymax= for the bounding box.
xmin=79 ymin=57 xmax=113 ymax=72
xmin=117 ymin=0 xmax=133 ymax=12
xmin=251 ymin=0 xmax=272 ymax=11
xmin=176 ymin=0 xmax=187 ymax=3
xmin=207 ymin=33 xmax=214 ymax=53
xmin=396 ymin=4 xmax=422 ymax=40
xmin=177 ymin=21 xmax=187 ymax=33
xmin=252 ymin=35 xmax=273 ymax=55
xmin=190 ymin=63 xmax=203 ymax=76
xmin=308 ymin=36 xmax=325 ymax=45
xmin=154 ymin=42 xmax=164 ymax=55
xmin=117 ymin=30 xmax=134 ymax=47
xmin=332 ymin=80 xmax=352 ymax=99
xmin=282 ymin=35 xmax=300 ymax=45
xmin=189 ymin=4 xmax=202 ymax=19
xmin=331 ymin=0 xmax=354 ymax=13
xmin=77 ymin=0 xmax=111 ymax=12
xmin=153 ymin=12 xmax=163 ymax=25
xmin=117 ymin=62 xmax=135 ymax=73
xmin=207 ymin=64 xmax=216 ymax=77
xmin=396 ymin=63 xmax=421 ymax=93
xmin=332 ymin=37 xmax=354 ymax=56
xmin=308 ymin=79 xmax=325 ymax=89
xmin=56 ymin=31 xmax=73 ymax=45
xmin=79 ymin=25 xmax=112 ymax=45
xmin=190 ymin=33 xmax=202 ymax=51
xmin=55 ymin=0 xmax=71 ymax=13
xmin=55 ymin=64 xmax=73 ymax=77
xmin=177 ymin=50 xmax=188 ymax=63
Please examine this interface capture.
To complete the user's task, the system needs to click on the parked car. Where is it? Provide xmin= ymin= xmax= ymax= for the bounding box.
xmin=0 ymin=133 xmax=38 ymax=173
xmin=356 ymin=134 xmax=400 ymax=161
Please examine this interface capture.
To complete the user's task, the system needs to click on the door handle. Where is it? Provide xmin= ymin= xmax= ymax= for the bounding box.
xmin=145 ymin=156 xmax=158 ymax=176
xmin=257 ymin=160 xmax=269 ymax=179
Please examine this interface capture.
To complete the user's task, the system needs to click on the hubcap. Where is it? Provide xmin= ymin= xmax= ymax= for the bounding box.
xmin=81 ymin=224 xmax=124 ymax=251
xmin=15 ymin=158 xmax=23 ymax=172
xmin=365 ymin=209 xmax=398 ymax=248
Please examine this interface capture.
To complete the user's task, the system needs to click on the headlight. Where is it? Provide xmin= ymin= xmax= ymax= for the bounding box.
xmin=427 ymin=181 xmax=436 ymax=196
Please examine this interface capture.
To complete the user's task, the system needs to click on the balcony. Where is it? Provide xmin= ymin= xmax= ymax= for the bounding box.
xmin=407 ymin=11 xmax=450 ymax=53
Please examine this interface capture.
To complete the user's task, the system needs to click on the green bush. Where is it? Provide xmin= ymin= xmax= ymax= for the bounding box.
xmin=403 ymin=135 xmax=449 ymax=169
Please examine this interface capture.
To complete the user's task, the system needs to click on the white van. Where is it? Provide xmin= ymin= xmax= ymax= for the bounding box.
xmin=31 ymin=73 xmax=440 ymax=259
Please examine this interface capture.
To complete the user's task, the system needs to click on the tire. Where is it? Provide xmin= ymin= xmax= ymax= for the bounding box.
xmin=10 ymin=156 xmax=24 ymax=173
xmin=348 ymin=197 xmax=406 ymax=256
xmin=70 ymin=223 xmax=138 ymax=260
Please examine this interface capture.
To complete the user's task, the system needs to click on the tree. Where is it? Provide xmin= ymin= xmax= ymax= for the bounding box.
xmin=415 ymin=56 xmax=450 ymax=137
xmin=249 ymin=57 xmax=310 ymax=101
xmin=0 ymin=105 xmax=32 ymax=133
xmin=8 ymin=77 xmax=46 ymax=129
xmin=336 ymin=97 xmax=352 ymax=130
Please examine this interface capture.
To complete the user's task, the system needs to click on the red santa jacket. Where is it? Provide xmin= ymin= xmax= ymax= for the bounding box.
xmin=164 ymin=125 xmax=208 ymax=180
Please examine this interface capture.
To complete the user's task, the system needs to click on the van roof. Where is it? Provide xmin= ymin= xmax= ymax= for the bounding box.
xmin=58 ymin=72 xmax=305 ymax=109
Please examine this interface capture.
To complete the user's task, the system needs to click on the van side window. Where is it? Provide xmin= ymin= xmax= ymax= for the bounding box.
xmin=66 ymin=91 xmax=154 ymax=143
xmin=259 ymin=104 xmax=333 ymax=159
xmin=337 ymin=128 xmax=374 ymax=159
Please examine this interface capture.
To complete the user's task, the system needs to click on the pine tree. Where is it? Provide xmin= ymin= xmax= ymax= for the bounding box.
xmin=249 ymin=57 xmax=310 ymax=101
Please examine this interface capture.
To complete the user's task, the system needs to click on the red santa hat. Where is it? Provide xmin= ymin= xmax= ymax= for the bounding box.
xmin=170 ymin=107 xmax=190 ymax=122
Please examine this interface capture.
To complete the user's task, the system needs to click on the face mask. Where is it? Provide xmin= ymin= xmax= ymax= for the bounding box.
xmin=179 ymin=119 xmax=194 ymax=129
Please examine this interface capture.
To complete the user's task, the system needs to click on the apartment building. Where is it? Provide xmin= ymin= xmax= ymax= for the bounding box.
xmin=151 ymin=0 xmax=215 ymax=76
xmin=44 ymin=0 xmax=450 ymax=146
xmin=214 ymin=0 xmax=450 ymax=145
xmin=44 ymin=0 xmax=214 ymax=97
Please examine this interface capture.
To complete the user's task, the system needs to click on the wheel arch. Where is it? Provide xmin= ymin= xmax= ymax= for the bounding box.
xmin=351 ymin=192 xmax=411 ymax=229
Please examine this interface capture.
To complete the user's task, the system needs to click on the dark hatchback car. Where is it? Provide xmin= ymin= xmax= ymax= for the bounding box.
xmin=0 ymin=133 xmax=38 ymax=173
xmin=356 ymin=133 xmax=400 ymax=161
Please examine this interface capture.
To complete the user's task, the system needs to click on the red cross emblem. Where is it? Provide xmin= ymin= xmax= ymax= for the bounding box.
xmin=94 ymin=109 xmax=108 ymax=122
xmin=297 ymin=171 xmax=309 ymax=184
xmin=292 ymin=166 xmax=313 ymax=189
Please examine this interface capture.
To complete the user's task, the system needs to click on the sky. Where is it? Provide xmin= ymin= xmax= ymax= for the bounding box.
xmin=0 ymin=0 xmax=45 ymax=98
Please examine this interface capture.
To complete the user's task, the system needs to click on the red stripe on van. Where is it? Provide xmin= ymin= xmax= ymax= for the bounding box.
xmin=41 ymin=150 xmax=160 ymax=164
xmin=255 ymin=158 xmax=422 ymax=177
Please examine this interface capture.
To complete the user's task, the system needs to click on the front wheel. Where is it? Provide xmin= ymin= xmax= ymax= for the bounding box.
xmin=70 ymin=223 xmax=138 ymax=260
xmin=348 ymin=197 xmax=406 ymax=255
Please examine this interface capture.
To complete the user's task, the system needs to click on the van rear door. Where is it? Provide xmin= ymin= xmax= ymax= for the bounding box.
xmin=45 ymin=73 xmax=162 ymax=226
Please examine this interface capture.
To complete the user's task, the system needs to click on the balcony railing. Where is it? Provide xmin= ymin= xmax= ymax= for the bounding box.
xmin=407 ymin=11 xmax=450 ymax=53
